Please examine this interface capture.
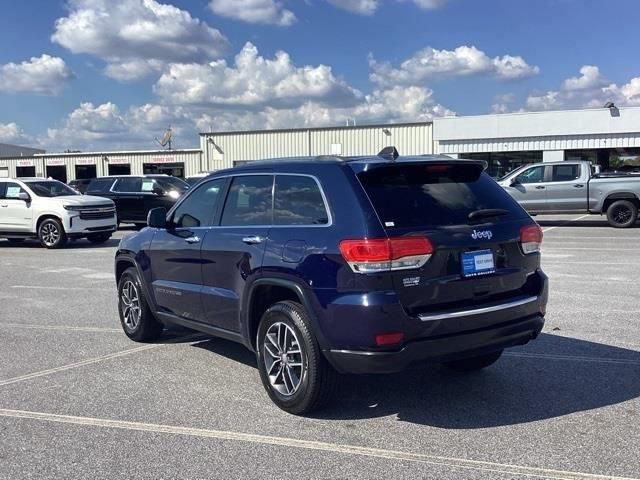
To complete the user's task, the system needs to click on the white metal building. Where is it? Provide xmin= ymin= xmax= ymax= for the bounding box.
xmin=200 ymin=122 xmax=434 ymax=171
xmin=434 ymin=105 xmax=640 ymax=177
xmin=0 ymin=149 xmax=203 ymax=183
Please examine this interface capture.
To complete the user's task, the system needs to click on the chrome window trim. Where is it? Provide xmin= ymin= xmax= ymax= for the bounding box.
xmin=207 ymin=172 xmax=333 ymax=228
xmin=417 ymin=296 xmax=538 ymax=322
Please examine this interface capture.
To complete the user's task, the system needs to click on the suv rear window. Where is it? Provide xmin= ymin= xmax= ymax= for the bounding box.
xmin=357 ymin=163 xmax=525 ymax=228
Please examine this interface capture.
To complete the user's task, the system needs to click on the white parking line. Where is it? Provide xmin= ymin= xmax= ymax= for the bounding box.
xmin=0 ymin=334 xmax=205 ymax=387
xmin=0 ymin=409 xmax=634 ymax=480
xmin=541 ymin=214 xmax=592 ymax=232
xmin=10 ymin=285 xmax=112 ymax=291
xmin=0 ymin=344 xmax=158 ymax=387
xmin=0 ymin=323 xmax=121 ymax=333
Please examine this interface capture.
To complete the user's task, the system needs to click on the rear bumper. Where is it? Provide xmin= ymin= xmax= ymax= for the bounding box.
xmin=324 ymin=314 xmax=544 ymax=374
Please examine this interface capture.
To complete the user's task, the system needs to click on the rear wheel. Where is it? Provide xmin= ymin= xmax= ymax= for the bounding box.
xmin=87 ymin=232 xmax=112 ymax=244
xmin=38 ymin=218 xmax=67 ymax=249
xmin=256 ymin=301 xmax=337 ymax=415
xmin=606 ymin=200 xmax=637 ymax=228
xmin=444 ymin=350 xmax=503 ymax=372
xmin=117 ymin=267 xmax=163 ymax=342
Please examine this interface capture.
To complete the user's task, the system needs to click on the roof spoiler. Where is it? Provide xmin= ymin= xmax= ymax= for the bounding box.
xmin=378 ymin=146 xmax=399 ymax=161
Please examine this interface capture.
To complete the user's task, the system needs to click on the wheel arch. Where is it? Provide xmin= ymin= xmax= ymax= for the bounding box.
xmin=602 ymin=192 xmax=640 ymax=212
xmin=244 ymin=278 xmax=327 ymax=352
xmin=36 ymin=213 xmax=64 ymax=231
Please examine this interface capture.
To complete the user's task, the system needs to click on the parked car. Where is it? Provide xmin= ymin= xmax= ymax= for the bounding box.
xmin=497 ymin=161 xmax=640 ymax=227
xmin=114 ymin=149 xmax=548 ymax=414
xmin=86 ymin=175 xmax=188 ymax=228
xmin=68 ymin=178 xmax=94 ymax=194
xmin=0 ymin=177 xmax=116 ymax=248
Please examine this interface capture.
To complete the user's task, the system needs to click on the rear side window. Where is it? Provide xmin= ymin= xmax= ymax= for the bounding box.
xmin=87 ymin=178 xmax=114 ymax=193
xmin=274 ymin=175 xmax=328 ymax=225
xmin=221 ymin=175 xmax=273 ymax=226
xmin=357 ymin=164 xmax=525 ymax=229
xmin=114 ymin=178 xmax=141 ymax=192
xmin=552 ymin=164 xmax=581 ymax=182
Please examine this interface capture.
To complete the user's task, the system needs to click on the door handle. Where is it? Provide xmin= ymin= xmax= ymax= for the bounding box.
xmin=1 ymin=205 xmax=8 ymax=208
xmin=242 ymin=236 xmax=265 ymax=245
xmin=535 ymin=186 xmax=545 ymax=190
xmin=185 ymin=236 xmax=200 ymax=244
xmin=574 ymin=184 xmax=584 ymax=188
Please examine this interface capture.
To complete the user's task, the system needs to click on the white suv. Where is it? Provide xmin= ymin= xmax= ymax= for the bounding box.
xmin=0 ymin=178 xmax=117 ymax=248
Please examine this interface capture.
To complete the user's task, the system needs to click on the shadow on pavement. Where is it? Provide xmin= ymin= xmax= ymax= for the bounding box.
xmin=191 ymin=332 xmax=640 ymax=427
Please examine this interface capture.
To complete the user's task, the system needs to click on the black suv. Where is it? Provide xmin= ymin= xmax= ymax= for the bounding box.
xmin=87 ymin=175 xmax=188 ymax=227
xmin=114 ymin=150 xmax=548 ymax=414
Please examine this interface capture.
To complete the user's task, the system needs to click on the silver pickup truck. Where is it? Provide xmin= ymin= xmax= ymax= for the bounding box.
xmin=497 ymin=161 xmax=640 ymax=228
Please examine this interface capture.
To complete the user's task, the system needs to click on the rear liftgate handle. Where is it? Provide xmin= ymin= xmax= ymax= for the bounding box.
xmin=242 ymin=235 xmax=265 ymax=245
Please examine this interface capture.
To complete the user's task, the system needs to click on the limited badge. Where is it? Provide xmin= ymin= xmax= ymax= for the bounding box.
xmin=402 ymin=276 xmax=420 ymax=287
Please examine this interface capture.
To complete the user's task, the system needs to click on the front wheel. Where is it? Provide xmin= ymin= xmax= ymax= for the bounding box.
xmin=606 ymin=200 xmax=638 ymax=228
xmin=87 ymin=232 xmax=112 ymax=244
xmin=443 ymin=350 xmax=503 ymax=372
xmin=256 ymin=301 xmax=337 ymax=415
xmin=117 ymin=267 xmax=163 ymax=342
xmin=38 ymin=218 xmax=67 ymax=249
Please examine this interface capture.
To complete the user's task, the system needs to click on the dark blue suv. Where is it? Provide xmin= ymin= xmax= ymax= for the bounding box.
xmin=114 ymin=149 xmax=548 ymax=414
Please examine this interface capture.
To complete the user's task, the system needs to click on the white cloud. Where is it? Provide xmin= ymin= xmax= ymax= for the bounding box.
xmin=526 ymin=65 xmax=640 ymax=111
xmin=52 ymin=0 xmax=229 ymax=81
xmin=0 ymin=123 xmax=32 ymax=144
xmin=209 ymin=0 xmax=295 ymax=26
xmin=489 ymin=93 xmax=516 ymax=114
xmin=154 ymin=42 xmax=362 ymax=109
xmin=562 ymin=65 xmax=609 ymax=91
xmin=370 ymin=46 xmax=539 ymax=86
xmin=326 ymin=0 xmax=380 ymax=15
xmin=0 ymin=55 xmax=74 ymax=95
xmin=327 ymin=0 xmax=446 ymax=14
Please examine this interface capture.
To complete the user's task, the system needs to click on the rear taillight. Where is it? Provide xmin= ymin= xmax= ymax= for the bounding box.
xmin=339 ymin=237 xmax=433 ymax=273
xmin=520 ymin=224 xmax=543 ymax=254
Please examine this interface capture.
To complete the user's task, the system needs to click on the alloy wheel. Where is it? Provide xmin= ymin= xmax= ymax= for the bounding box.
xmin=121 ymin=280 xmax=141 ymax=331
xmin=40 ymin=223 xmax=60 ymax=247
xmin=263 ymin=322 xmax=305 ymax=397
xmin=612 ymin=206 xmax=632 ymax=225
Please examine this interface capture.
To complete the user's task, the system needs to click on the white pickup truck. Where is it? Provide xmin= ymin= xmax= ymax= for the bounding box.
xmin=0 ymin=177 xmax=116 ymax=248
xmin=497 ymin=161 xmax=640 ymax=227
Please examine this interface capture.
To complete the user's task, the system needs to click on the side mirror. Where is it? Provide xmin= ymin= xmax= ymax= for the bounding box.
xmin=18 ymin=192 xmax=30 ymax=202
xmin=147 ymin=207 xmax=167 ymax=229
xmin=509 ymin=177 xmax=519 ymax=186
xmin=152 ymin=186 xmax=165 ymax=196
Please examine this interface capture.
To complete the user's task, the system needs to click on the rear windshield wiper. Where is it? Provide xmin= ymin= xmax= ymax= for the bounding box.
xmin=468 ymin=208 xmax=510 ymax=222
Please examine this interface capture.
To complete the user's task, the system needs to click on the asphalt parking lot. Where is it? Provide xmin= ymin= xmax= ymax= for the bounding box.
xmin=0 ymin=215 xmax=638 ymax=480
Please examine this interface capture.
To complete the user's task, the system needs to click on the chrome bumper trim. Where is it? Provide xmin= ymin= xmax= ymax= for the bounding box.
xmin=418 ymin=296 xmax=538 ymax=322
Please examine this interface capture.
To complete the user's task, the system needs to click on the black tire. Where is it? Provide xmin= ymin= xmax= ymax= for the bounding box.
xmin=606 ymin=200 xmax=638 ymax=228
xmin=444 ymin=350 xmax=503 ymax=372
xmin=87 ymin=232 xmax=112 ymax=244
xmin=38 ymin=218 xmax=67 ymax=249
xmin=256 ymin=300 xmax=337 ymax=415
xmin=117 ymin=267 xmax=163 ymax=342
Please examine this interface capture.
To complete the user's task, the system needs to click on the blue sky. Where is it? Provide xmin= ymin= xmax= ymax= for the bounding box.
xmin=1 ymin=0 xmax=639 ymax=152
